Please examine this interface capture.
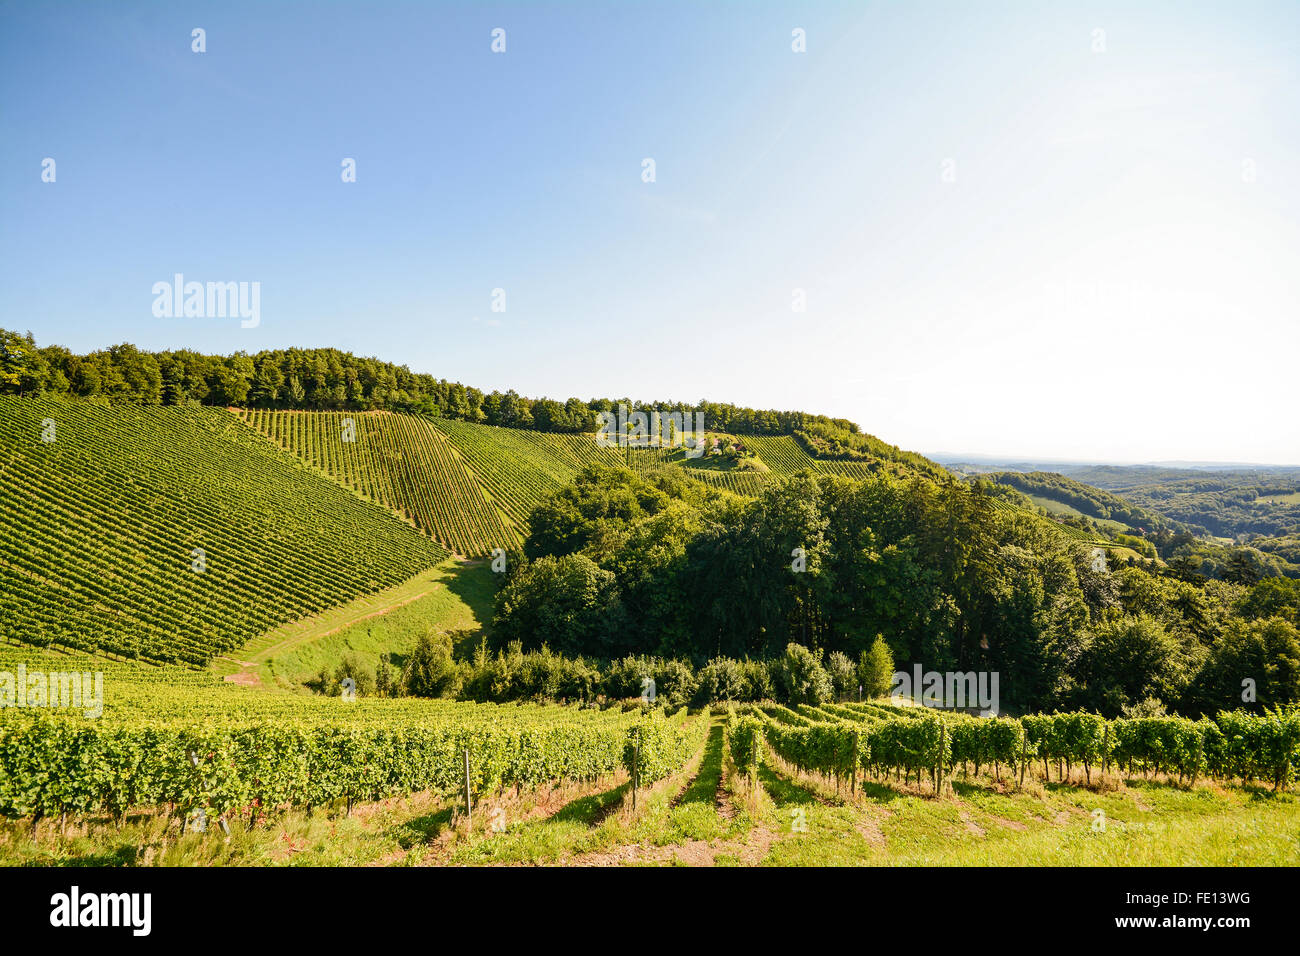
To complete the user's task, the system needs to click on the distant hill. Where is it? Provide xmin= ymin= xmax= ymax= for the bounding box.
xmin=1063 ymin=465 xmax=1300 ymax=540
xmin=943 ymin=456 xmax=1300 ymax=543
xmin=975 ymin=471 xmax=1177 ymax=536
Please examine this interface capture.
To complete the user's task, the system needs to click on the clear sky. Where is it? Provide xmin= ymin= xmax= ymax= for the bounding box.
xmin=2 ymin=1 xmax=1297 ymax=464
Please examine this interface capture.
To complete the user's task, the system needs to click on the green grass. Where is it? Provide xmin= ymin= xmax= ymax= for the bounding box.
xmin=1258 ymin=491 xmax=1300 ymax=505
xmin=217 ymin=558 xmax=496 ymax=688
xmin=1026 ymin=493 xmax=1128 ymax=534
xmin=0 ymin=791 xmax=455 ymax=867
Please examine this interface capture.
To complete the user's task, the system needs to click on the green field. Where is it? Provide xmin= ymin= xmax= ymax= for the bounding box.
xmin=1024 ymin=493 xmax=1128 ymax=534
xmin=212 ymin=558 xmax=496 ymax=688
xmin=1258 ymin=491 xmax=1300 ymax=505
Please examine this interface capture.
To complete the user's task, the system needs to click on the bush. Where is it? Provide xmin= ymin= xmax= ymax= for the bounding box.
xmin=603 ymin=656 xmax=656 ymax=701
xmin=656 ymin=659 xmax=697 ymax=708
xmin=778 ymin=643 xmax=832 ymax=705
xmin=403 ymin=632 xmax=461 ymax=698
xmin=694 ymin=657 xmax=747 ymax=705
xmin=744 ymin=659 xmax=777 ymax=702
xmin=826 ymin=651 xmax=856 ymax=700
xmin=603 ymin=655 xmax=694 ymax=707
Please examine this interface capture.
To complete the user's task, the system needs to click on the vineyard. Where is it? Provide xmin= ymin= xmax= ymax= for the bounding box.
xmin=735 ymin=700 xmax=1300 ymax=793
xmin=430 ymin=420 xmax=927 ymax=517
xmin=3 ymin=686 xmax=1295 ymax=866
xmin=0 ymin=690 xmax=705 ymax=828
xmin=0 ymin=397 xmax=448 ymax=666
xmin=429 ymin=418 xmax=621 ymax=528
xmin=240 ymin=409 xmax=518 ymax=556
xmin=0 ymin=643 xmax=224 ymax=689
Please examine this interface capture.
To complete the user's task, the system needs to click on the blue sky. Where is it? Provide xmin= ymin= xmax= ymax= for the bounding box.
xmin=2 ymin=1 xmax=1297 ymax=463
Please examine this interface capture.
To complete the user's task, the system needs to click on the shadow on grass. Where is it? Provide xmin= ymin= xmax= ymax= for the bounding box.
xmin=441 ymin=559 xmax=500 ymax=645
xmin=24 ymin=845 xmax=142 ymax=867
xmin=672 ymin=724 xmax=724 ymax=809
xmin=757 ymin=761 xmax=822 ymax=808
xmin=856 ymin=779 xmax=908 ymax=805
xmin=390 ymin=806 xmax=455 ymax=849
xmin=557 ymin=781 xmax=631 ymax=826
xmin=1238 ymin=783 xmax=1293 ymax=804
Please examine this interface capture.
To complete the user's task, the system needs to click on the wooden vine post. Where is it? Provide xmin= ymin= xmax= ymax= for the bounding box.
xmin=463 ymin=747 xmax=472 ymax=824
xmin=632 ymin=730 xmax=640 ymax=810
xmin=936 ymin=722 xmax=946 ymax=795
xmin=1019 ymin=730 xmax=1028 ymax=788
xmin=851 ymin=733 xmax=858 ymax=795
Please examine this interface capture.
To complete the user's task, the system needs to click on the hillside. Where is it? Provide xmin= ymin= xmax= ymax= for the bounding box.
xmin=0 ymin=397 xmax=447 ymax=665
xmin=1063 ymin=464 xmax=1300 ymax=540
xmin=430 ymin=417 xmax=623 ymax=528
xmin=429 ymin=419 xmax=946 ymax=525
xmin=977 ymin=471 xmax=1175 ymax=535
xmin=0 ymin=395 xmax=1143 ymax=671
xmin=0 ymin=396 xmax=966 ymax=668
xmin=240 ymin=409 xmax=519 ymax=556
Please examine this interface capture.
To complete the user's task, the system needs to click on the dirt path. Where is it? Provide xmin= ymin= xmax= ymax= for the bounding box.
xmin=222 ymin=666 xmax=261 ymax=688
xmin=560 ymin=719 xmax=780 ymax=867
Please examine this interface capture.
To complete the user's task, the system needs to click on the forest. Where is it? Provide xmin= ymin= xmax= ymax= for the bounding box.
xmin=483 ymin=465 xmax=1300 ymax=719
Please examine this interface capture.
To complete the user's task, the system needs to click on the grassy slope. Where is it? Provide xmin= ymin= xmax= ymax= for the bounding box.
xmin=1024 ymin=493 xmax=1129 ymax=534
xmin=215 ymin=558 xmax=496 ymax=688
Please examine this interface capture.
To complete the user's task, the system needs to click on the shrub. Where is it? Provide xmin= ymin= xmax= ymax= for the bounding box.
xmin=826 ymin=651 xmax=856 ymax=701
xmin=778 ymin=643 xmax=832 ymax=705
xmin=694 ymin=657 xmax=747 ymax=705
xmin=403 ymin=632 xmax=461 ymax=698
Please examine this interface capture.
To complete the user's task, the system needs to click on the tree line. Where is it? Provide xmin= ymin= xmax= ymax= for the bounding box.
xmin=0 ymin=328 xmax=863 ymax=438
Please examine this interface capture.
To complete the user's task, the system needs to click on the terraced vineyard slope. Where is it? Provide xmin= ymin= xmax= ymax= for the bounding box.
xmin=430 ymin=417 xmax=621 ymax=528
xmin=434 ymin=420 xmax=909 ymax=516
xmin=0 ymin=397 xmax=448 ymax=665
xmin=240 ymin=409 xmax=518 ymax=556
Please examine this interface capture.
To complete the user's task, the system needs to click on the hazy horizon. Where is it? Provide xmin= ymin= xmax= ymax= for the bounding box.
xmin=4 ymin=1 xmax=1297 ymax=464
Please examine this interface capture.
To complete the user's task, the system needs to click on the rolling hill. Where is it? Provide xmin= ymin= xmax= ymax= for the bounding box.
xmin=0 ymin=394 xmax=1135 ymax=670
xmin=0 ymin=397 xmax=448 ymax=665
